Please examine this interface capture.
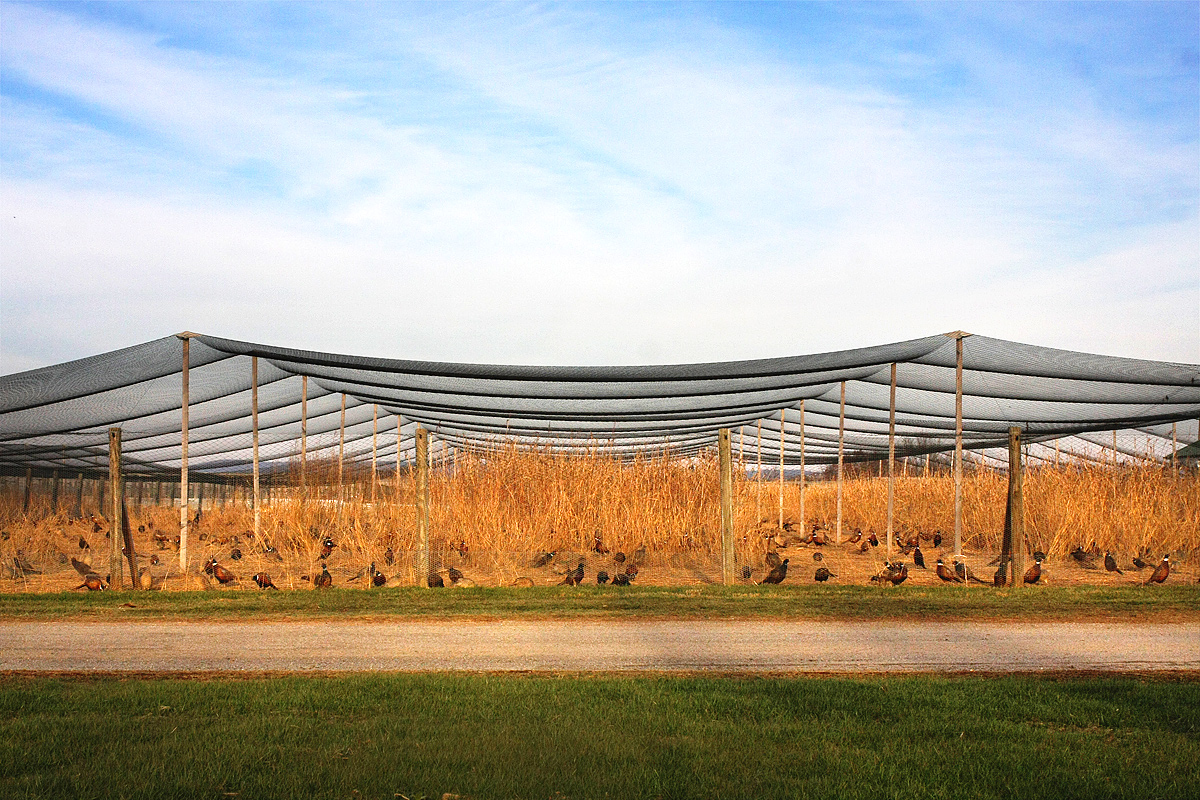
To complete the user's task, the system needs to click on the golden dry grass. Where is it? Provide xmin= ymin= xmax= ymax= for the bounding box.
xmin=1 ymin=447 xmax=1196 ymax=591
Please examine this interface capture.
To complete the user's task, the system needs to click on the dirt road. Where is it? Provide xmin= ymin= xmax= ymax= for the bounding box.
xmin=3 ymin=621 xmax=1197 ymax=673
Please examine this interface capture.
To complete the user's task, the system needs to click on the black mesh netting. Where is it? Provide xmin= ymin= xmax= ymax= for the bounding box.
xmin=1 ymin=331 xmax=1197 ymax=476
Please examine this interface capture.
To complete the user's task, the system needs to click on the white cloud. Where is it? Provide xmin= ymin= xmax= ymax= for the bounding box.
xmin=1 ymin=3 xmax=1195 ymax=374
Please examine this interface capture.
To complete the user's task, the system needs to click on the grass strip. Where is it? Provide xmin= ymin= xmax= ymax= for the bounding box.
xmin=0 ymin=672 xmax=1197 ymax=799
xmin=0 ymin=584 xmax=1197 ymax=621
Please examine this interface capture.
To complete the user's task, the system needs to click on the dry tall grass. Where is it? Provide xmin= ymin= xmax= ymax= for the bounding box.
xmin=1 ymin=447 xmax=1196 ymax=589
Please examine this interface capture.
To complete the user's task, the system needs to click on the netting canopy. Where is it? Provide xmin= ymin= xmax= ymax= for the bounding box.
xmin=1 ymin=331 xmax=1197 ymax=477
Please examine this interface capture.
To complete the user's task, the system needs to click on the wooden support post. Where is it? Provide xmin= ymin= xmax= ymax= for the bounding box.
xmin=252 ymin=356 xmax=261 ymax=544
xmin=1055 ymin=438 xmax=1060 ymax=468
xmin=836 ymin=380 xmax=845 ymax=544
xmin=180 ymin=336 xmax=190 ymax=576
xmin=738 ymin=428 xmax=744 ymax=476
xmin=97 ymin=475 xmax=105 ymax=516
xmin=719 ymin=428 xmax=735 ymax=585
xmin=109 ymin=428 xmax=124 ymax=590
xmin=73 ymin=472 xmax=84 ymax=519
xmin=887 ymin=362 xmax=896 ymax=558
xmin=798 ymin=400 xmax=806 ymax=536
xmin=1172 ymin=422 xmax=1177 ymax=468
xmin=372 ymin=404 xmax=379 ymax=503
xmin=22 ymin=468 xmax=31 ymax=515
xmin=415 ymin=425 xmax=430 ymax=585
xmin=338 ymin=393 xmax=347 ymax=503
xmin=778 ymin=408 xmax=786 ymax=529
xmin=1112 ymin=429 xmax=1118 ymax=466
xmin=1007 ymin=427 xmax=1025 ymax=587
xmin=755 ymin=419 xmax=762 ymax=521
xmin=954 ymin=335 xmax=964 ymax=558
xmin=396 ymin=417 xmax=404 ymax=500
xmin=300 ymin=375 xmax=308 ymax=490
xmin=50 ymin=470 xmax=60 ymax=514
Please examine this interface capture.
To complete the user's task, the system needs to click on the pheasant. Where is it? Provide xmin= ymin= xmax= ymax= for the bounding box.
xmin=762 ymin=558 xmax=789 ymax=585
xmin=631 ymin=545 xmax=647 ymax=564
xmin=867 ymin=533 xmax=879 ymax=547
xmin=532 ymin=551 xmax=555 ymax=568
xmin=1145 ymin=555 xmax=1170 ymax=585
xmin=766 ymin=550 xmax=783 ymax=569
xmin=253 ymin=572 xmax=278 ymax=590
xmin=812 ymin=551 xmax=824 ymax=562
xmin=814 ymin=567 xmax=836 ymax=582
xmin=597 ymin=570 xmax=610 ymax=585
xmin=993 ymin=562 xmax=1008 ymax=587
xmin=593 ymin=534 xmax=609 ymax=554
xmin=888 ymin=562 xmax=909 ymax=586
xmin=208 ymin=558 xmax=236 ymax=585
xmin=78 ymin=536 xmax=90 ymax=550
xmin=1104 ymin=552 xmax=1123 ymax=575
xmin=913 ymin=546 xmax=926 ymax=569
xmin=447 ymin=566 xmax=464 ymax=585
xmin=1024 ymin=559 xmax=1043 ymax=585
xmin=372 ymin=563 xmax=387 ymax=587
xmin=384 ymin=546 xmax=395 ymax=565
xmin=314 ymin=563 xmax=333 ymax=588
xmin=75 ymin=574 xmax=105 ymax=591
xmin=936 ymin=558 xmax=963 ymax=583
xmin=320 ymin=536 xmax=337 ymax=559
xmin=427 ymin=572 xmax=445 ymax=588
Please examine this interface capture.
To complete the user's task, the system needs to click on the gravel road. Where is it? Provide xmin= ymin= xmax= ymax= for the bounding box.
xmin=3 ymin=621 xmax=1197 ymax=673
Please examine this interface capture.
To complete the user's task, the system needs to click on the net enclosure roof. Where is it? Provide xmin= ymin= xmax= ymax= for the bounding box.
xmin=1 ymin=331 xmax=1197 ymax=477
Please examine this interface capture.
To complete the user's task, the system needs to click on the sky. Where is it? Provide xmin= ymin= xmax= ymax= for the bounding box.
xmin=1 ymin=1 xmax=1197 ymax=374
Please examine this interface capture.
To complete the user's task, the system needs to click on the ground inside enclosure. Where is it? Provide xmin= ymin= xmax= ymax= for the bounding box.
xmin=0 ymin=514 xmax=1195 ymax=594
xmin=2 ymin=673 xmax=1197 ymax=800
xmin=2 ymin=467 xmax=1196 ymax=593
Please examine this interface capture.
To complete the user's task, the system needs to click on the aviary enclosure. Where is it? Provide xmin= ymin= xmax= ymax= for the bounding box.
xmin=0 ymin=330 xmax=1197 ymax=591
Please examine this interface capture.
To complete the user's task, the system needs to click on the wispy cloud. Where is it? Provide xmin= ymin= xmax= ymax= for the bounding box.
xmin=1 ymin=2 xmax=1196 ymax=373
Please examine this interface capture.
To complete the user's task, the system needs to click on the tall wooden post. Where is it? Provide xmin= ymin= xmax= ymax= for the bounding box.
xmin=719 ymin=428 xmax=735 ymax=584
xmin=372 ymin=404 xmax=379 ymax=503
xmin=22 ymin=468 xmax=31 ymax=515
xmin=50 ymin=470 xmax=60 ymax=514
xmin=300 ymin=375 xmax=308 ymax=490
xmin=739 ymin=427 xmax=744 ymax=475
xmin=1055 ymin=438 xmax=1060 ymax=468
xmin=755 ymin=419 xmax=763 ymax=520
xmin=798 ymin=400 xmax=806 ymax=536
xmin=1007 ymin=427 xmax=1025 ymax=587
xmin=887 ymin=362 xmax=896 ymax=558
xmin=109 ymin=428 xmax=124 ymax=589
xmin=73 ymin=472 xmax=84 ymax=519
xmin=1112 ymin=430 xmax=1118 ymax=466
xmin=954 ymin=335 xmax=964 ymax=558
xmin=415 ymin=425 xmax=430 ymax=585
xmin=396 ymin=416 xmax=404 ymax=500
xmin=252 ymin=356 xmax=261 ymax=543
xmin=836 ymin=380 xmax=846 ymax=544
xmin=338 ymin=393 xmax=347 ymax=505
xmin=778 ymin=408 xmax=786 ymax=529
xmin=178 ymin=336 xmax=190 ymax=576
xmin=1172 ymin=422 xmax=1177 ymax=468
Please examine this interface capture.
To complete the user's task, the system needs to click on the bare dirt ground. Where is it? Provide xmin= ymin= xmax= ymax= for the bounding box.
xmin=4 ymin=508 xmax=1195 ymax=592
xmin=2 ymin=620 xmax=1197 ymax=673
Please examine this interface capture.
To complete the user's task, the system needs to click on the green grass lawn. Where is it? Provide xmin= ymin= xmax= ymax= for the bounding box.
xmin=1 ymin=583 xmax=1197 ymax=621
xmin=1 ymin=673 xmax=1196 ymax=799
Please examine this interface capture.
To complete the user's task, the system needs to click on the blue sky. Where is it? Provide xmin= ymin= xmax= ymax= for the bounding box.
xmin=1 ymin=1 xmax=1197 ymax=373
